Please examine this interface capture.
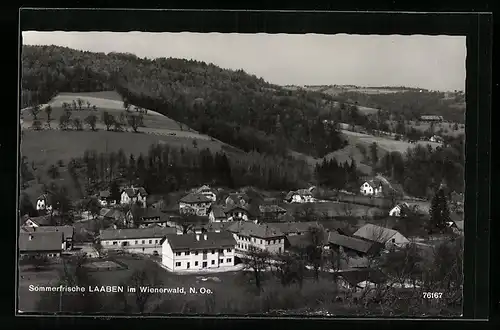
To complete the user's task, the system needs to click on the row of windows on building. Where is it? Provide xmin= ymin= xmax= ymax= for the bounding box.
xmin=104 ymin=239 xmax=160 ymax=246
xmin=236 ymin=243 xmax=282 ymax=253
xmin=174 ymin=258 xmax=232 ymax=267
xmin=175 ymin=248 xmax=232 ymax=256
xmin=237 ymin=236 xmax=284 ymax=245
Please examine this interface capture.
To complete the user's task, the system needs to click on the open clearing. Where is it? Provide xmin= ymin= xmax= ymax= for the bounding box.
xmin=340 ymin=130 xmax=442 ymax=154
xmin=21 ymin=130 xmax=225 ymax=165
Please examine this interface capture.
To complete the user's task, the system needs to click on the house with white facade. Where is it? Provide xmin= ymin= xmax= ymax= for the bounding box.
xmin=334 ymin=268 xmax=387 ymax=292
xmin=36 ymin=194 xmax=52 ymax=211
xmin=19 ymin=231 xmax=64 ymax=259
xmin=360 ymin=179 xmax=384 ymax=196
xmin=208 ymin=204 xmax=255 ymax=222
xmin=120 ymin=186 xmax=148 ymax=208
xmin=225 ymin=193 xmax=250 ymax=207
xmin=178 ymin=193 xmax=213 ymax=216
xmin=284 ymin=188 xmax=315 ymax=203
xmin=259 ymin=204 xmax=288 ymax=221
xmin=227 ymin=221 xmax=286 ymax=254
xmin=161 ymin=231 xmax=237 ymax=271
xmin=388 ymin=202 xmax=410 ymax=217
xmin=99 ymin=226 xmax=177 ymax=256
xmin=353 ymin=224 xmax=410 ymax=249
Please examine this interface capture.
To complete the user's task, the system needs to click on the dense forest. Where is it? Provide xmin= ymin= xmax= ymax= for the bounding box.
xmin=21 ymin=45 xmax=344 ymax=158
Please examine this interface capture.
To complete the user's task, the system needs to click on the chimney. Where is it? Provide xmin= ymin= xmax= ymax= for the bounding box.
xmin=196 ymin=234 xmax=200 ymax=241
xmin=203 ymin=234 xmax=207 ymax=240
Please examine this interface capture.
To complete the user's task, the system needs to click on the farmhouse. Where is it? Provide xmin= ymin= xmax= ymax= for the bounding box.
xmin=325 ymin=231 xmax=384 ymax=258
xmin=99 ymin=227 xmax=177 ymax=256
xmin=100 ymin=208 xmax=126 ymax=224
xmin=193 ymin=185 xmax=217 ymax=202
xmin=19 ymin=231 xmax=64 ymax=258
xmin=208 ymin=205 xmax=228 ymax=222
xmin=284 ymin=188 xmax=315 ymax=203
xmin=161 ymin=231 xmax=237 ymax=271
xmin=360 ymin=179 xmax=384 ymax=197
xmin=98 ymin=190 xmax=115 ymax=207
xmin=420 ymin=115 xmax=444 ymax=122
xmin=227 ymin=221 xmax=286 ymax=254
xmin=267 ymin=221 xmax=323 ymax=237
xmin=133 ymin=208 xmax=169 ymax=228
xmin=36 ymin=194 xmax=52 ymax=211
xmin=120 ymin=186 xmax=148 ymax=208
xmin=389 ymin=202 xmax=410 ymax=217
xmin=353 ymin=224 xmax=410 ymax=249
xmin=21 ymin=225 xmax=74 ymax=250
xmin=178 ymin=193 xmax=213 ymax=216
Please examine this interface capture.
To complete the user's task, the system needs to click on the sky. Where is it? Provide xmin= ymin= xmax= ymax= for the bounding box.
xmin=22 ymin=31 xmax=466 ymax=92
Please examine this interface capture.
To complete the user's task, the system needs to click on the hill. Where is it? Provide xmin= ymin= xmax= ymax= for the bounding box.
xmin=21 ymin=45 xmax=345 ymax=159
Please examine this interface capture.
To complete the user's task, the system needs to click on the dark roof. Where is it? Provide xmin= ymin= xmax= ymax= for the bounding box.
xmin=203 ymin=222 xmax=233 ymax=232
xmin=21 ymin=225 xmax=74 ymax=240
xmin=100 ymin=208 xmax=124 ymax=219
xmin=99 ymin=227 xmax=177 ymax=240
xmin=123 ymin=187 xmax=148 ymax=198
xmin=267 ymin=222 xmax=322 ymax=235
xmin=138 ymin=208 xmax=164 ymax=220
xmin=335 ymin=268 xmax=387 ymax=287
xmin=259 ymin=205 xmax=287 ymax=213
xmin=19 ymin=232 xmax=63 ymax=252
xmin=37 ymin=194 xmax=48 ymax=201
xmin=353 ymin=224 xmax=404 ymax=244
xmin=24 ymin=215 xmax=53 ymax=226
xmin=165 ymin=231 xmax=236 ymax=251
xmin=179 ymin=193 xmax=212 ymax=204
xmin=227 ymin=221 xmax=285 ymax=239
xmin=99 ymin=191 xmax=111 ymax=198
xmin=327 ymin=231 xmax=380 ymax=254
xmin=209 ymin=205 xmax=226 ymax=218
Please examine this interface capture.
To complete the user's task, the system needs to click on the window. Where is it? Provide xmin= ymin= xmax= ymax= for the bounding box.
xmin=176 ymin=252 xmax=181 ymax=256
xmin=195 ymin=261 xmax=199 ymax=266
xmin=278 ymin=247 xmax=282 ymax=253
xmin=113 ymin=241 xmax=117 ymax=245
xmin=219 ymin=249 xmax=223 ymax=253
xmin=175 ymin=262 xmax=181 ymax=267
xmin=155 ymin=240 xmax=158 ymax=244
xmin=226 ymin=248 xmax=232 ymax=252
xmin=211 ymin=260 xmax=215 ymax=265
xmin=149 ymin=240 xmax=152 ymax=244
xmin=195 ymin=251 xmax=199 ymax=255
xmin=203 ymin=250 xmax=207 ymax=254
xmin=142 ymin=240 xmax=145 ymax=244
xmin=219 ymin=259 xmax=223 ymax=264
xmin=226 ymin=258 xmax=232 ymax=263
xmin=260 ymin=239 xmax=262 ymax=244
xmin=187 ymin=262 xmax=190 ymax=269
xmin=186 ymin=251 xmax=190 ymax=256
xmin=211 ymin=250 xmax=215 ymax=254
xmin=135 ymin=240 xmax=138 ymax=244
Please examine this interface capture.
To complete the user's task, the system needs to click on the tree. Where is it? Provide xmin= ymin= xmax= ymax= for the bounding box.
xmin=93 ymin=240 xmax=104 ymax=258
xmin=31 ymin=119 xmax=42 ymax=130
xmin=87 ymin=197 xmax=101 ymax=220
xmin=192 ymin=139 xmax=198 ymax=149
xmin=272 ymin=252 xmax=304 ymax=287
xmin=110 ymin=180 xmax=121 ymax=204
xmin=127 ymin=114 xmax=144 ymax=133
xmin=124 ymin=263 xmax=164 ymax=313
xmin=304 ymin=226 xmax=326 ymax=281
xmin=123 ymin=99 xmax=131 ymax=112
xmin=243 ymin=246 xmax=270 ymax=293
xmin=84 ymin=114 xmax=98 ymax=131
xmin=45 ymin=105 xmax=53 ymax=128
xmin=101 ymin=111 xmax=115 ymax=131
xmin=72 ymin=118 xmax=83 ymax=131
xmin=77 ymin=98 xmax=83 ymax=110
xmin=86 ymin=101 xmax=91 ymax=109
xmin=47 ymin=164 xmax=60 ymax=179
xmin=30 ymin=104 xmax=41 ymax=120
xmin=19 ymin=192 xmax=36 ymax=216
xmin=59 ymin=114 xmax=71 ymax=130
xmin=382 ymin=242 xmax=423 ymax=289
xmin=429 ymin=188 xmax=451 ymax=233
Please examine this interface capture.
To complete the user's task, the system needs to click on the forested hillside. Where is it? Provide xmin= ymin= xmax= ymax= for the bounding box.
xmin=21 ymin=45 xmax=344 ymax=158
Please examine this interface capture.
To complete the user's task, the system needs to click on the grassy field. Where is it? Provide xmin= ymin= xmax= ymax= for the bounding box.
xmin=397 ymin=120 xmax=465 ymax=137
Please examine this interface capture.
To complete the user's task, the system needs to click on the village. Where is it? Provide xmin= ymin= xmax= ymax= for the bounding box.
xmin=19 ymin=172 xmax=465 ymax=301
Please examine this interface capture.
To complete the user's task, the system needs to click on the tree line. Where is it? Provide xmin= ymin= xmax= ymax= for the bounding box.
xmin=22 ymin=45 xmax=346 ymax=158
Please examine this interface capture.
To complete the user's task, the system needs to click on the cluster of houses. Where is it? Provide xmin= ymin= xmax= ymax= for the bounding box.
xmin=20 ymin=182 xmax=464 ymax=289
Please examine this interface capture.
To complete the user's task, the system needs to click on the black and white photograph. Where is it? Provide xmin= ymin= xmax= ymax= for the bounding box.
xmin=18 ymin=27 xmax=466 ymax=317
